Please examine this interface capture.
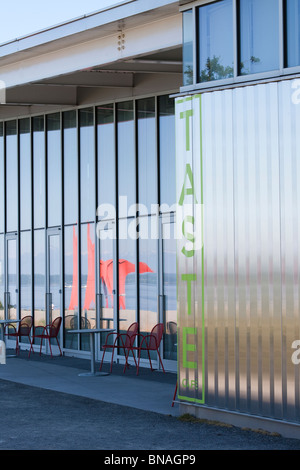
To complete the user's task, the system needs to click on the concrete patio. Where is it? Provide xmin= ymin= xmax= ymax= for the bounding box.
xmin=0 ymin=349 xmax=179 ymax=417
xmin=1 ymin=349 xmax=300 ymax=450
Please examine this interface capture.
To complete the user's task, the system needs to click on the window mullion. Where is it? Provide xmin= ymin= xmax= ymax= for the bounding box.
xmin=193 ymin=6 xmax=197 ymax=85
xmin=279 ymin=0 xmax=284 ymax=71
xmin=233 ymin=0 xmax=238 ymax=78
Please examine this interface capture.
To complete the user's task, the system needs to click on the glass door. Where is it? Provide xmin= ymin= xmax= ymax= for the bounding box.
xmin=46 ymin=229 xmax=62 ymax=354
xmin=5 ymin=235 xmax=18 ymax=348
xmin=5 ymin=235 xmax=18 ymax=321
xmin=97 ymin=221 xmax=116 ymax=358
xmin=159 ymin=213 xmax=177 ymax=371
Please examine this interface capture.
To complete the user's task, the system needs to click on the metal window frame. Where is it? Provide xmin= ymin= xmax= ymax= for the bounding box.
xmin=78 ymin=108 xmax=96 ymax=352
xmin=5 ymin=233 xmax=18 ymax=325
xmin=0 ymin=91 xmax=177 ymax=363
xmin=44 ymin=113 xmax=63 ymax=350
xmin=62 ymin=109 xmax=80 ymax=351
xmin=4 ymin=119 xmax=19 ymax=323
xmin=179 ymin=0 xmax=299 ymax=94
xmin=19 ymin=117 xmax=33 ymax=324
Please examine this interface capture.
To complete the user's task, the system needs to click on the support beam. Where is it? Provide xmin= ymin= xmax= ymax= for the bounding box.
xmin=5 ymin=85 xmax=78 ymax=105
xmin=34 ymin=71 xmax=134 ymax=88
xmin=0 ymin=14 xmax=181 ymax=89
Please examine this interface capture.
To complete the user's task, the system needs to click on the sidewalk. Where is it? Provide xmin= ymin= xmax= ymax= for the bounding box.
xmin=0 ymin=349 xmax=179 ymax=416
xmin=1 ymin=350 xmax=300 ymax=450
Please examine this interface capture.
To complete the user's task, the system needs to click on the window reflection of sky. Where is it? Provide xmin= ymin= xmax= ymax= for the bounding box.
xmin=1 ymin=95 xmax=177 ymax=351
xmin=198 ymin=0 xmax=233 ymax=82
xmin=286 ymin=0 xmax=300 ymax=67
xmin=239 ymin=0 xmax=279 ymax=75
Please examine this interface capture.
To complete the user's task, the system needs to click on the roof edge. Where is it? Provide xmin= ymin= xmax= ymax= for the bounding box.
xmin=0 ymin=0 xmax=179 ymax=59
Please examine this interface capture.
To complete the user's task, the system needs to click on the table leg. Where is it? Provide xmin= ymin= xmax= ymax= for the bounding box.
xmin=78 ymin=332 xmax=110 ymax=377
xmin=90 ymin=332 xmax=95 ymax=374
xmin=0 ymin=323 xmax=17 ymax=358
xmin=4 ymin=322 xmax=18 ymax=358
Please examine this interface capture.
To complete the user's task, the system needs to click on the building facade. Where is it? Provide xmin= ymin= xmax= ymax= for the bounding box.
xmin=1 ymin=0 xmax=300 ymax=435
xmin=177 ymin=0 xmax=300 ymax=434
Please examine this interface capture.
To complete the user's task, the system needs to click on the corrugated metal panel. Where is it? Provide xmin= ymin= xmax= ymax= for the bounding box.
xmin=279 ymin=80 xmax=300 ymax=422
xmin=177 ymin=78 xmax=300 ymax=423
xmin=232 ymin=83 xmax=282 ymax=418
xmin=201 ymin=89 xmax=235 ymax=410
xmin=176 ymin=95 xmax=204 ymax=404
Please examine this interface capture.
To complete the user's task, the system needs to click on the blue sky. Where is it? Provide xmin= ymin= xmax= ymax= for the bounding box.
xmin=0 ymin=0 xmax=117 ymax=44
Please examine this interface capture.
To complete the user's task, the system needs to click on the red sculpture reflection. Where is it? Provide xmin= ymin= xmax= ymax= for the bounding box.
xmin=68 ymin=226 xmax=78 ymax=311
xmin=68 ymin=224 xmax=153 ymax=311
xmin=83 ymin=223 xmax=95 ymax=310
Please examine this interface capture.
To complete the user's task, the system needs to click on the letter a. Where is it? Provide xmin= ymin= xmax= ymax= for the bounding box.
xmin=178 ymin=164 xmax=198 ymax=206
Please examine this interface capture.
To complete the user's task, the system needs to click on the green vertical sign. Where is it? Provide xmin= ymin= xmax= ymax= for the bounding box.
xmin=176 ymin=94 xmax=205 ymax=404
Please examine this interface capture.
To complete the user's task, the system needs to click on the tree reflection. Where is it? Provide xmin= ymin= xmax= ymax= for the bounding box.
xmin=199 ymin=55 xmax=233 ymax=82
xmin=197 ymin=55 xmax=261 ymax=81
xmin=239 ymin=56 xmax=261 ymax=76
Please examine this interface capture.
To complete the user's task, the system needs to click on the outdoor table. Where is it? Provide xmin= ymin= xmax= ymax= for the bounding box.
xmin=0 ymin=319 xmax=22 ymax=358
xmin=68 ymin=328 xmax=115 ymax=377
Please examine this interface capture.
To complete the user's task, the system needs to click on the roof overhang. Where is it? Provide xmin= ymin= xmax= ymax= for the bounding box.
xmin=0 ymin=0 xmax=182 ymax=116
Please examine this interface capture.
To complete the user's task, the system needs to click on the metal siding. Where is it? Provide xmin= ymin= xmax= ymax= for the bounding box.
xmin=279 ymin=80 xmax=300 ymax=422
xmin=176 ymin=94 xmax=205 ymax=404
xmin=176 ymin=96 xmax=196 ymax=403
xmin=233 ymin=83 xmax=282 ymax=418
xmin=177 ymin=78 xmax=300 ymax=423
xmin=202 ymin=90 xmax=235 ymax=409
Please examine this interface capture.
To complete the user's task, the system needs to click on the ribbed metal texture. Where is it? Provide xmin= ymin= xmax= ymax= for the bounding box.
xmin=177 ymin=78 xmax=300 ymax=423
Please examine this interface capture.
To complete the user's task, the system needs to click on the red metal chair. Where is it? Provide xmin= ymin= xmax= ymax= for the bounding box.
xmin=99 ymin=322 xmax=138 ymax=373
xmin=29 ymin=317 xmax=62 ymax=357
xmin=172 ymin=381 xmax=178 ymax=407
xmin=5 ymin=316 xmax=33 ymax=356
xmin=135 ymin=323 xmax=165 ymax=375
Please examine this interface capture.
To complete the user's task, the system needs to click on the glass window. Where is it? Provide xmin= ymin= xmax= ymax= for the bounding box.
xmin=239 ymin=0 xmax=279 ymax=75
xmin=285 ymin=0 xmax=300 ymax=67
xmin=117 ymin=101 xmax=135 ymax=218
xmin=183 ymin=9 xmax=194 ymax=86
xmin=162 ymin=219 xmax=177 ymax=361
xmin=0 ymin=234 xmax=4 ymax=320
xmin=0 ymin=123 xmax=4 ymax=233
xmin=97 ymin=104 xmax=115 ymax=213
xmin=158 ymin=95 xmax=176 ymax=209
xmin=7 ymin=238 xmax=17 ymax=320
xmin=64 ymin=225 xmax=79 ymax=349
xmin=34 ymin=229 xmax=45 ymax=330
xmin=20 ymin=231 xmax=32 ymax=322
xmin=80 ymin=223 xmax=95 ymax=350
xmin=6 ymin=121 xmax=18 ymax=232
xmin=33 ymin=116 xmax=45 ymax=229
xmin=48 ymin=233 xmax=61 ymax=325
xmin=137 ymin=98 xmax=157 ymax=212
xmin=118 ymin=219 xmax=136 ymax=334
xmin=47 ymin=113 xmax=61 ymax=227
xmin=80 ymin=108 xmax=95 ymax=223
xmin=63 ymin=111 xmax=78 ymax=226
xmin=139 ymin=216 xmax=158 ymax=341
xmin=198 ymin=0 xmax=233 ymax=82
xmin=99 ymin=220 xmax=115 ymax=343
xmin=20 ymin=119 xmax=31 ymax=231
